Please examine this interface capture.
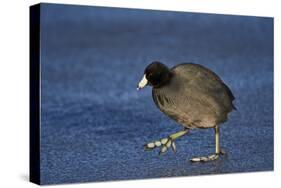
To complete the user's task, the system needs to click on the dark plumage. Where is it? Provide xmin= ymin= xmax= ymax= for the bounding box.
xmin=138 ymin=61 xmax=236 ymax=162
xmin=151 ymin=62 xmax=235 ymax=129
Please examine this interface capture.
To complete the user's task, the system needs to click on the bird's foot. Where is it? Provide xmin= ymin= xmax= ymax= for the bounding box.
xmin=144 ymin=136 xmax=176 ymax=155
xmin=190 ymin=149 xmax=226 ymax=162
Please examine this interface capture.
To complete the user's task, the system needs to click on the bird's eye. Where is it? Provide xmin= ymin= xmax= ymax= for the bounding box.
xmin=148 ymin=73 xmax=153 ymax=77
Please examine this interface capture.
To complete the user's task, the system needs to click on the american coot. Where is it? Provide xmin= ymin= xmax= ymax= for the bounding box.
xmin=137 ymin=61 xmax=236 ymax=162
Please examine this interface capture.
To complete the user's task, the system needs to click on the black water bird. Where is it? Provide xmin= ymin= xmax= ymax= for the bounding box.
xmin=137 ymin=61 xmax=236 ymax=162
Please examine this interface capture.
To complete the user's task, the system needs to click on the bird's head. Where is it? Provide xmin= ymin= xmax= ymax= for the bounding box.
xmin=137 ymin=61 xmax=172 ymax=90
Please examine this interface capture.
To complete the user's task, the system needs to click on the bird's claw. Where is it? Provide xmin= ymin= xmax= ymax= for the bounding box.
xmin=144 ymin=136 xmax=176 ymax=155
xmin=190 ymin=149 xmax=226 ymax=162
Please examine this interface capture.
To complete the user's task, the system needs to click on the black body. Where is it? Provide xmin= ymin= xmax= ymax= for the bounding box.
xmin=145 ymin=61 xmax=235 ymax=129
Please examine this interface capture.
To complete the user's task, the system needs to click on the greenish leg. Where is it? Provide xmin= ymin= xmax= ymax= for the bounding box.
xmin=144 ymin=129 xmax=189 ymax=155
xmin=215 ymin=125 xmax=220 ymax=154
xmin=170 ymin=129 xmax=189 ymax=140
xmin=190 ymin=125 xmax=225 ymax=162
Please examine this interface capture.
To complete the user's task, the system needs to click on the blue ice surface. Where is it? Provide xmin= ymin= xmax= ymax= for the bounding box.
xmin=39 ymin=3 xmax=273 ymax=185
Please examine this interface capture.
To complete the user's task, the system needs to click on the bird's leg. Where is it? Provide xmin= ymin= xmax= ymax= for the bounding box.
xmin=190 ymin=125 xmax=225 ymax=162
xmin=144 ymin=129 xmax=189 ymax=155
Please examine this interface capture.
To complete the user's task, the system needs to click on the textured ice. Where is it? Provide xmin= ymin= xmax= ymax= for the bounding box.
xmin=39 ymin=4 xmax=273 ymax=184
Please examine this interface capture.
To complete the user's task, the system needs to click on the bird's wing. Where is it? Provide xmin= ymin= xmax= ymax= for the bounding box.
xmin=152 ymin=84 xmax=220 ymax=128
xmin=172 ymin=63 xmax=235 ymax=111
